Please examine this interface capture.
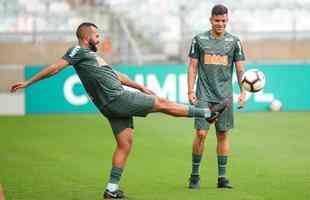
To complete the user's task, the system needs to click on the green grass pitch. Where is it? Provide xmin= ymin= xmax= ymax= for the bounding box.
xmin=1 ymin=112 xmax=310 ymax=200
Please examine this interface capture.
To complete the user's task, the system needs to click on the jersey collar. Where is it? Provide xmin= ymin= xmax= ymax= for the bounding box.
xmin=208 ymin=30 xmax=227 ymax=40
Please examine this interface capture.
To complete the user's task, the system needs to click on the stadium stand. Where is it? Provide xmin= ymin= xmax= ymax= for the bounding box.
xmin=0 ymin=0 xmax=310 ymax=64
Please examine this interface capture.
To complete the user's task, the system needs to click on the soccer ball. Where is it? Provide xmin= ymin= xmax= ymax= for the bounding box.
xmin=270 ymin=99 xmax=282 ymax=111
xmin=241 ymin=69 xmax=266 ymax=92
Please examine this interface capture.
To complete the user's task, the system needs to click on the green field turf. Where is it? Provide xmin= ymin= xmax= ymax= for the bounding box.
xmin=1 ymin=112 xmax=310 ymax=200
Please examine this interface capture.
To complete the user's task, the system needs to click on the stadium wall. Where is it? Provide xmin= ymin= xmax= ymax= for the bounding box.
xmin=24 ymin=64 xmax=310 ymax=114
xmin=1 ymin=64 xmax=310 ymax=115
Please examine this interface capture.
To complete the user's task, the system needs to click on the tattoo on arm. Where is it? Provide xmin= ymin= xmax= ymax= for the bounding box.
xmin=237 ymin=69 xmax=245 ymax=91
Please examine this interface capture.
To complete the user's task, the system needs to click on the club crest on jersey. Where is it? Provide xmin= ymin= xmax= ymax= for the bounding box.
xmin=204 ymin=54 xmax=228 ymax=65
xmin=224 ymin=44 xmax=233 ymax=52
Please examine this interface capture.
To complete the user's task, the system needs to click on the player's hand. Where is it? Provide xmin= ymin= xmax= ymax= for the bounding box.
xmin=188 ymin=92 xmax=197 ymax=105
xmin=238 ymin=91 xmax=246 ymax=109
xmin=10 ymin=81 xmax=30 ymax=92
xmin=140 ymin=86 xmax=156 ymax=96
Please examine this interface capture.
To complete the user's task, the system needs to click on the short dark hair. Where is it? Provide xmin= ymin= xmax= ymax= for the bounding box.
xmin=76 ymin=22 xmax=98 ymax=39
xmin=211 ymin=4 xmax=228 ymax=16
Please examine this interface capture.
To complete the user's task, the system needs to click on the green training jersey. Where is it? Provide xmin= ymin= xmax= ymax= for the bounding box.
xmin=189 ymin=31 xmax=245 ymax=102
xmin=63 ymin=46 xmax=124 ymax=108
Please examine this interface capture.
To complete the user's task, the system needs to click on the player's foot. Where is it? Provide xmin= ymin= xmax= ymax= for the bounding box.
xmin=206 ymin=98 xmax=230 ymax=123
xmin=103 ymin=189 xmax=125 ymax=199
xmin=217 ymin=177 xmax=233 ymax=189
xmin=188 ymin=174 xmax=200 ymax=189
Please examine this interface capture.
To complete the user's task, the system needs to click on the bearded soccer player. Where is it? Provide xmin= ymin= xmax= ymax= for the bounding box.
xmin=10 ymin=22 xmax=229 ymax=199
xmin=187 ymin=4 xmax=246 ymax=189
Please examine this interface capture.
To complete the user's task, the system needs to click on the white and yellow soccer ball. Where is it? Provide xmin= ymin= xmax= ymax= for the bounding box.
xmin=241 ymin=69 xmax=266 ymax=92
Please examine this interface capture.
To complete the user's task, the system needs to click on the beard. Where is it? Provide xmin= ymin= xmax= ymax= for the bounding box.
xmin=89 ymin=39 xmax=98 ymax=52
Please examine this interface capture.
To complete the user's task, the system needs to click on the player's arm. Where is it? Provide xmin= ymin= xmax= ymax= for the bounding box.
xmin=187 ymin=36 xmax=200 ymax=105
xmin=235 ymin=60 xmax=245 ymax=93
xmin=235 ymin=60 xmax=246 ymax=108
xmin=117 ymin=72 xmax=155 ymax=96
xmin=188 ymin=58 xmax=198 ymax=105
xmin=10 ymin=59 xmax=69 ymax=92
xmin=233 ymin=38 xmax=246 ymax=108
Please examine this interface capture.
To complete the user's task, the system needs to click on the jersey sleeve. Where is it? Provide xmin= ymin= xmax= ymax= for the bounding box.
xmin=233 ymin=38 xmax=245 ymax=62
xmin=188 ymin=37 xmax=200 ymax=59
xmin=62 ymin=46 xmax=82 ymax=65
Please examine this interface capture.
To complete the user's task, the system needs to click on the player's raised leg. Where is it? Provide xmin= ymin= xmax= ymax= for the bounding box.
xmin=151 ymin=97 xmax=227 ymax=122
xmin=216 ymin=131 xmax=232 ymax=189
xmin=103 ymin=128 xmax=133 ymax=199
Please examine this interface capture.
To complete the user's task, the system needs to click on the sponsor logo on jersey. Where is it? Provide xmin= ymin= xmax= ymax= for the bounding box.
xmin=204 ymin=54 xmax=228 ymax=65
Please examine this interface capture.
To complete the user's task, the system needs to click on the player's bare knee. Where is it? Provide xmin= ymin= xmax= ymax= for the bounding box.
xmin=118 ymin=140 xmax=132 ymax=152
xmin=196 ymin=130 xmax=208 ymax=140
xmin=116 ymin=134 xmax=133 ymax=152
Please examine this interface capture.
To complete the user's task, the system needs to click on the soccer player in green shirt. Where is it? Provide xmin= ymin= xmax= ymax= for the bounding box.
xmin=187 ymin=4 xmax=246 ymax=189
xmin=10 ymin=22 xmax=229 ymax=199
